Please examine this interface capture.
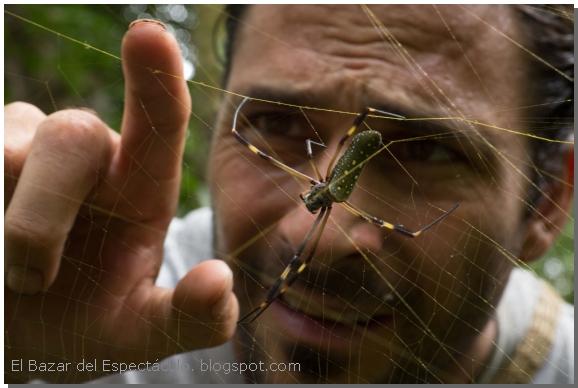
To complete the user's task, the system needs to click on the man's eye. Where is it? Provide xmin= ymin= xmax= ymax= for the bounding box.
xmin=249 ymin=113 xmax=304 ymax=139
xmin=391 ymin=140 xmax=462 ymax=164
xmin=239 ymin=112 xmax=311 ymax=166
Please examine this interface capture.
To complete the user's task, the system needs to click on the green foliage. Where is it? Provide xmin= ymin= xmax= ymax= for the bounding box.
xmin=530 ymin=220 xmax=574 ymax=303
xmin=5 ymin=5 xmax=126 ymax=125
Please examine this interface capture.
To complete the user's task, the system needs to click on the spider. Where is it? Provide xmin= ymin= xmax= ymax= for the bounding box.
xmin=232 ymin=96 xmax=459 ymax=324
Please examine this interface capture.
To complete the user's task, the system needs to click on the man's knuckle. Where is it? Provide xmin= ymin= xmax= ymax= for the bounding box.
xmin=4 ymin=146 xmax=25 ymax=175
xmin=39 ymin=109 xmax=110 ymax=153
xmin=5 ymin=101 xmax=45 ymax=118
xmin=151 ymin=114 xmax=189 ymax=135
xmin=5 ymin=213 xmax=63 ymax=257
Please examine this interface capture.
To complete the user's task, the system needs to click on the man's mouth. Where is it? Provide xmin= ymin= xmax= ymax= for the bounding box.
xmin=277 ymin=285 xmax=396 ymax=327
xmin=263 ymin=286 xmax=397 ymax=352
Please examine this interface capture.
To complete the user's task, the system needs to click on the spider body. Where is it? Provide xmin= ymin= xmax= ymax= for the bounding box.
xmin=301 ymin=182 xmax=332 ymax=213
xmin=302 ymin=130 xmax=383 ymax=213
xmin=327 ymin=130 xmax=382 ymax=202
xmin=232 ymin=96 xmax=459 ymax=324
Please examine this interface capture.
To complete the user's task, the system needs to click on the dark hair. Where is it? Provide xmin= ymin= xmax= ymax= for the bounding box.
xmin=514 ymin=5 xmax=574 ymax=206
xmin=222 ymin=5 xmax=248 ymax=84
xmin=221 ymin=5 xmax=574 ymax=207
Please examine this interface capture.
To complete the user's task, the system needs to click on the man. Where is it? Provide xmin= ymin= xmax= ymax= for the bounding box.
xmin=4 ymin=4 xmax=573 ymax=384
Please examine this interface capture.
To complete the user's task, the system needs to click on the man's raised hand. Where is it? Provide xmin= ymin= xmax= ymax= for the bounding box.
xmin=5 ymin=20 xmax=238 ymax=383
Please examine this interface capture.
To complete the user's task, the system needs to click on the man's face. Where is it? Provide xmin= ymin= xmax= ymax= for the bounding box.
xmin=210 ymin=5 xmax=531 ymax=383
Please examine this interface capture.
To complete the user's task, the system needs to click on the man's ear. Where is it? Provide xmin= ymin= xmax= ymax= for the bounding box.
xmin=519 ymin=146 xmax=574 ymax=263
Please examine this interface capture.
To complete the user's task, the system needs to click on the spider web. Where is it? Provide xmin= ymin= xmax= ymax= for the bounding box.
xmin=4 ymin=4 xmax=574 ymax=384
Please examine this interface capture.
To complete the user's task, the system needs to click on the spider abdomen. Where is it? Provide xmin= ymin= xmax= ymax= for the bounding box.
xmin=328 ymin=130 xmax=382 ymax=202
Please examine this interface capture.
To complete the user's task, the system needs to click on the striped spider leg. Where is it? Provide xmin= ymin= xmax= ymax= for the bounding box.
xmin=238 ymin=207 xmax=332 ymax=324
xmin=341 ymin=201 xmax=460 ymax=238
xmin=232 ymin=96 xmax=458 ymax=324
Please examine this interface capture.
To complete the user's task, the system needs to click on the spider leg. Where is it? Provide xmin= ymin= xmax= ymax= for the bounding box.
xmin=238 ymin=207 xmax=332 ymax=324
xmin=232 ymin=97 xmax=319 ymax=185
xmin=340 ymin=201 xmax=459 ymax=238
xmin=305 ymin=139 xmax=326 ymax=181
xmin=325 ymin=107 xmax=406 ymax=180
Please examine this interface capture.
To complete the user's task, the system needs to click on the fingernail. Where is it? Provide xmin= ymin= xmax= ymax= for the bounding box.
xmin=211 ymin=264 xmax=234 ymax=320
xmin=6 ymin=266 xmax=44 ymax=295
xmin=129 ymin=19 xmax=167 ymax=31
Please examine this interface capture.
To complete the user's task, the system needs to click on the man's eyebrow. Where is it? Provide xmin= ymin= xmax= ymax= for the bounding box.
xmin=238 ymin=86 xmax=498 ymax=153
xmin=241 ymin=86 xmax=434 ymax=120
xmin=367 ymin=97 xmax=452 ymax=124
xmin=239 ymin=86 xmax=345 ymax=112
xmin=367 ymin=100 xmax=501 ymax=161
xmin=242 ymin=85 xmax=481 ymax=127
